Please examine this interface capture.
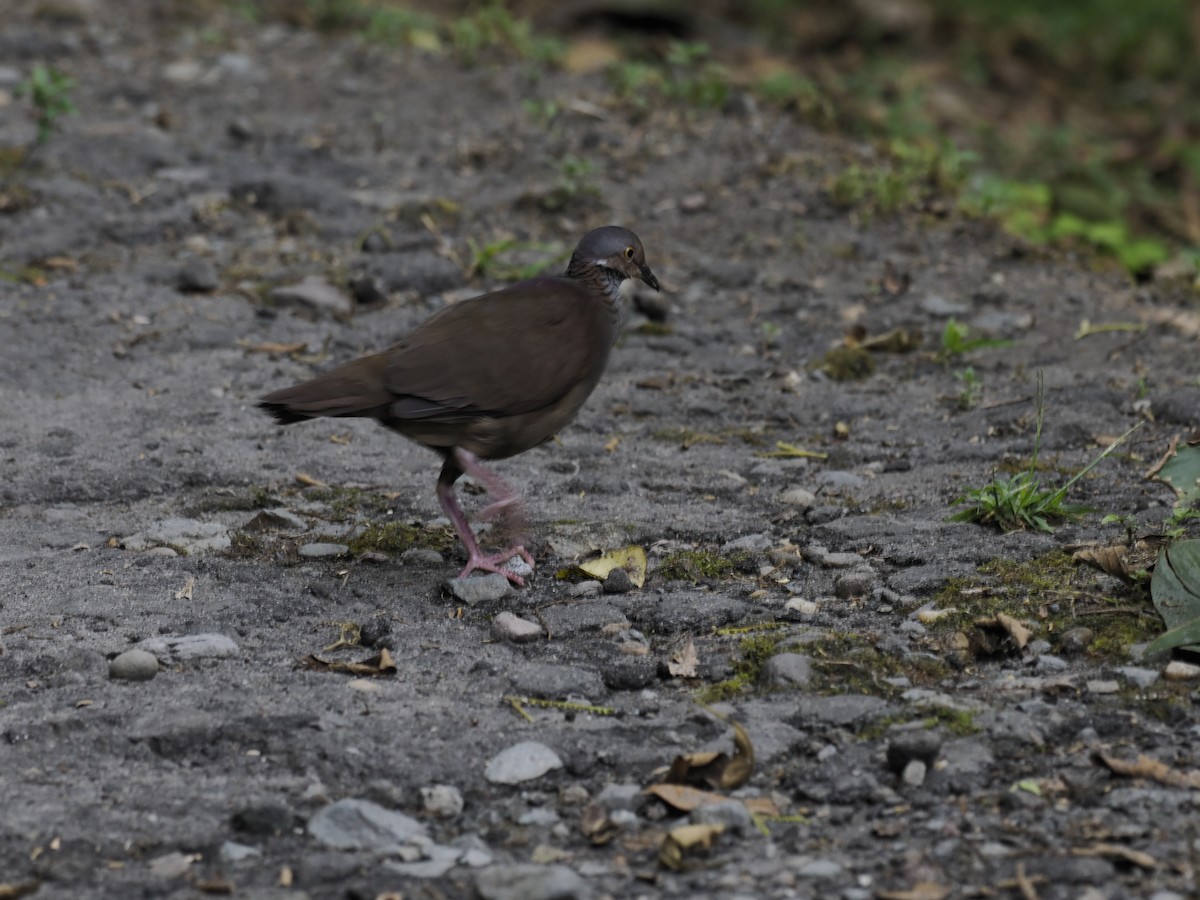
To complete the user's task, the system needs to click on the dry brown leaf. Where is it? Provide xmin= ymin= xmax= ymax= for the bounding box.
xmin=174 ymin=576 xmax=195 ymax=602
xmin=299 ymin=648 xmax=397 ymax=677
xmin=645 ymin=783 xmax=729 ymax=812
xmin=875 ymin=884 xmax=952 ymax=900
xmin=1145 ymin=434 xmax=1182 ymax=480
xmin=1073 ymin=843 xmax=1157 ymax=869
xmin=238 ymin=339 xmax=308 ymax=356
xmin=1141 ymin=306 xmax=1200 ymax=337
xmin=859 ymin=327 xmax=922 ymax=353
xmin=0 ymin=882 xmax=41 ymax=900
xmin=994 ymin=613 xmax=1032 ymax=649
xmin=667 ymin=635 xmax=699 ymax=677
xmin=295 ymin=473 xmax=327 ymax=488
xmin=1096 ymin=752 xmax=1200 ymax=789
xmin=665 ymin=717 xmax=754 ymax=790
xmin=1073 ymin=538 xmax=1162 ymax=582
xmin=658 ymin=822 xmax=725 ymax=870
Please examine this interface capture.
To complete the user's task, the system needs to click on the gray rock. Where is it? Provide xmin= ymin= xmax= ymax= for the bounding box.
xmin=402 ymin=547 xmax=445 ymax=565
xmin=690 ymin=799 xmax=754 ymax=836
xmin=797 ymin=858 xmax=843 ymax=878
xmin=219 ymin=841 xmax=261 ymax=863
xmin=1034 ymin=654 xmax=1068 ymax=674
xmin=813 ymin=470 xmax=865 ymax=491
xmin=109 ymin=649 xmax=159 ymax=681
xmin=821 ymin=552 xmax=864 ymax=568
xmin=307 ymin=798 xmax=427 ymax=853
xmin=722 ymin=533 xmax=772 ymax=554
xmin=834 ymin=568 xmax=876 ymax=598
xmin=444 ymin=573 xmax=512 ymax=605
xmin=919 ymin=294 xmax=969 ymax=316
xmin=517 ymin=807 xmax=560 ymax=826
xmin=792 ymin=694 xmax=889 ymax=727
xmin=242 ymin=508 xmax=308 ymax=533
xmin=762 ymin=653 xmax=813 ymax=688
xmin=298 ymin=542 xmax=349 ymax=559
xmin=484 ymin=741 xmax=564 ymax=785
xmin=420 ymin=784 xmax=464 ymax=819
xmin=1087 ymin=680 xmax=1119 ymax=694
xmin=901 ymin=759 xmax=927 ymax=786
xmin=778 ymin=487 xmax=816 ymax=507
xmin=886 ymin=728 xmax=942 ymax=773
xmin=137 ymin=633 xmax=239 ymax=660
xmin=595 ymin=782 xmax=642 ymax=811
xmin=939 ymin=738 xmax=995 ymax=777
xmin=1115 ymin=666 xmax=1159 ymax=688
xmin=123 ymin=517 xmax=230 ymax=554
xmin=510 ymin=663 xmax=605 ymax=701
xmin=475 ymin=863 xmax=589 ymax=900
xmin=271 ymin=276 xmax=353 ymax=317
xmin=491 ymin=611 xmax=542 ymax=643
xmin=601 ymin=567 xmax=634 ymax=594
xmin=178 ymin=257 xmax=218 ymax=292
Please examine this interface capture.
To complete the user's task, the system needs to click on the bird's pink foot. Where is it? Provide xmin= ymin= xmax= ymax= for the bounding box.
xmin=459 ymin=545 xmax=535 ymax=586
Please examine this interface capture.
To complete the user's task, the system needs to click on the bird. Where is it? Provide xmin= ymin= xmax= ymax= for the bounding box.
xmin=258 ymin=225 xmax=659 ymax=587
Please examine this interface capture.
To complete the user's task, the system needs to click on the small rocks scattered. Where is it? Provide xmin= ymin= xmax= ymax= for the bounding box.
xmin=491 ymin=611 xmax=542 ymax=643
xmin=484 ymin=742 xmax=564 ymax=785
xmin=109 ymin=649 xmax=159 ymax=681
xmin=444 ymin=573 xmax=513 ymax=605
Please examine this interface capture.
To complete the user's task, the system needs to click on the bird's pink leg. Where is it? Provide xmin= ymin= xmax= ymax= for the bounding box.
xmin=436 ymin=450 xmax=534 ymax=586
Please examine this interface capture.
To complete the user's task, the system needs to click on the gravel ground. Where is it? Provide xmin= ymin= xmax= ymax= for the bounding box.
xmin=2 ymin=3 xmax=1199 ymax=899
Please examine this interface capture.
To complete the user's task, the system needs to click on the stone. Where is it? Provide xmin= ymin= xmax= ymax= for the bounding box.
xmin=901 ymin=759 xmax=927 ymax=786
xmin=271 ymin=276 xmax=353 ymax=318
xmin=886 ymin=728 xmax=942 ymax=773
xmin=475 ymin=863 xmax=589 ymax=900
xmin=1115 ymin=666 xmax=1159 ymax=688
xmin=242 ymin=508 xmax=308 ymax=532
xmin=484 ymin=742 xmax=564 ymax=785
xmin=834 ymin=568 xmax=876 ymax=598
xmin=298 ymin=542 xmax=349 ymax=558
xmin=761 ymin=653 xmax=813 ymax=688
xmin=219 ymin=841 xmax=261 ymax=863
xmin=1164 ymin=660 xmax=1200 ymax=681
xmin=231 ymin=804 xmax=292 ymax=835
xmin=444 ymin=573 xmax=513 ymax=605
xmin=778 ymin=487 xmax=816 ymax=507
xmin=721 ymin=533 xmax=772 ymax=554
xmin=491 ymin=611 xmax=542 ymax=643
xmin=307 ymin=798 xmax=427 ymax=852
xmin=109 ymin=649 xmax=159 ymax=682
xmin=510 ymin=663 xmax=605 ymax=700
xmin=177 ymin=257 xmax=218 ymax=292
xmin=690 ymin=799 xmax=754 ymax=836
xmin=420 ymin=784 xmax=464 ymax=819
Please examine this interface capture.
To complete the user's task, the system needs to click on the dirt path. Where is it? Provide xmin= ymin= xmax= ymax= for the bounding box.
xmin=2 ymin=3 xmax=1197 ymax=898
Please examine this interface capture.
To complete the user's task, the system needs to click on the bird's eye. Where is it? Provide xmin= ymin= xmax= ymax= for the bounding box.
xmin=624 ymin=246 xmax=634 ymax=260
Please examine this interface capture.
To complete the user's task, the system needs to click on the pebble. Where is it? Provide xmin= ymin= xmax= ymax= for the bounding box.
xmin=517 ymin=808 xmax=560 ymax=826
xmin=1058 ymin=626 xmax=1094 ymax=655
xmin=271 ymin=276 xmax=353 ymax=318
xmin=901 ymin=759 xmax=927 ymax=786
xmin=784 ymin=597 xmax=819 ymax=616
xmin=177 ymin=257 xmax=218 ymax=292
xmin=444 ymin=573 xmax=513 ymax=605
xmin=821 ymin=552 xmax=864 ymax=568
xmin=1164 ymin=660 xmax=1200 ymax=681
xmin=813 ymin=470 xmax=864 ymax=491
xmin=307 ymin=798 xmax=427 ymax=852
xmin=298 ymin=542 xmax=349 ymax=559
xmin=1115 ymin=666 xmax=1159 ymax=688
xmin=834 ymin=569 xmax=876 ymax=598
xmin=722 ymin=533 xmax=772 ymax=554
xmin=109 ymin=649 xmax=159 ymax=681
xmin=919 ymin=294 xmax=969 ymax=316
xmin=601 ymin=567 xmax=634 ymax=594
xmin=475 ymin=864 xmax=588 ymax=900
xmin=242 ymin=508 xmax=308 ymax=533
xmin=690 ymin=799 xmax=754 ymax=836
xmin=778 ymin=487 xmax=816 ymax=507
xmin=218 ymin=841 xmax=261 ymax=863
xmin=402 ymin=547 xmax=445 ymax=565
xmin=1034 ymin=654 xmax=1069 ymax=674
xmin=761 ymin=653 xmax=813 ymax=688
xmin=143 ymin=546 xmax=178 ymax=558
xmin=491 ymin=611 xmax=542 ymax=643
xmin=420 ymin=784 xmax=464 ymax=819
xmin=796 ymin=858 xmax=843 ymax=878
xmin=1087 ymin=680 xmax=1120 ymax=694
xmin=138 ymin=633 xmax=239 ymax=660
xmin=484 ymin=741 xmax=564 ymax=785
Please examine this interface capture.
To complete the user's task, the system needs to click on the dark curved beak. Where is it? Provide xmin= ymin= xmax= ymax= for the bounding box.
xmin=639 ymin=263 xmax=660 ymax=292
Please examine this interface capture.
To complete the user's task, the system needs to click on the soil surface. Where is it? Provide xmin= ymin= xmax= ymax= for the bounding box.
xmin=2 ymin=3 xmax=1199 ymax=899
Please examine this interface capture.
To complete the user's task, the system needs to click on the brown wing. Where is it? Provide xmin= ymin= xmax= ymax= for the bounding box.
xmin=381 ymin=276 xmax=616 ymax=423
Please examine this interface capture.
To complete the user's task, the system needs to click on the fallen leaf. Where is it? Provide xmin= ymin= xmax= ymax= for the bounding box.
xmin=1095 ymin=752 xmax=1200 ymax=789
xmin=1073 ymin=538 xmax=1163 ymax=583
xmin=994 ymin=613 xmax=1032 ymax=649
xmin=0 ymin=882 xmax=41 ymax=900
xmin=665 ymin=716 xmax=754 ymax=790
xmin=295 ymin=473 xmax=327 ymax=488
xmin=667 ymin=635 xmax=699 ymax=678
xmin=174 ymin=576 xmax=195 ymax=602
xmin=237 ymin=339 xmax=308 ymax=356
xmin=299 ymin=648 xmax=397 ymax=677
xmin=859 ymin=327 xmax=922 ymax=353
xmin=658 ymin=822 xmax=725 ymax=870
xmin=576 ymin=545 xmax=647 ymax=588
xmin=645 ymin=783 xmax=730 ymax=812
xmin=1146 ymin=539 xmax=1200 ymax=656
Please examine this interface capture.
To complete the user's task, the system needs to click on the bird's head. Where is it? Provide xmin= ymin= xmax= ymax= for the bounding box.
xmin=572 ymin=225 xmax=660 ymax=291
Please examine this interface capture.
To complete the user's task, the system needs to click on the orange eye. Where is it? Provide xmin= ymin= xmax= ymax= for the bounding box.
xmin=624 ymin=246 xmax=634 ymax=260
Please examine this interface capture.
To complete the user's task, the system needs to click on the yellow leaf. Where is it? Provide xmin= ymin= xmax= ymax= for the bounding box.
xmin=576 ymin=545 xmax=647 ymax=588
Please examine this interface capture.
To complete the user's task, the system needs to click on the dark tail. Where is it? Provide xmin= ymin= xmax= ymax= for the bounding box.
xmin=258 ymin=355 xmax=391 ymax=425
